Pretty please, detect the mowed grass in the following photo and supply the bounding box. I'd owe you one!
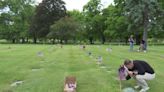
[0,44,163,92]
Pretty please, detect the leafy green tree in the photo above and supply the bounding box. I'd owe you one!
[67,10,86,43]
[0,0,35,43]
[92,14,106,44]
[115,0,162,50]
[83,0,102,44]
[29,0,66,43]
[48,17,79,44]
[103,5,129,43]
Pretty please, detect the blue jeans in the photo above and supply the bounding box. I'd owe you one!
[130,43,133,51]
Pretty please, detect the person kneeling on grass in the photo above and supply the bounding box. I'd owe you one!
[124,59,155,92]
[138,39,146,52]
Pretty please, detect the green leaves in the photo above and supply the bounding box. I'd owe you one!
[0,0,35,42]
[48,17,79,42]
[103,5,129,40]
[119,0,163,49]
[29,0,66,43]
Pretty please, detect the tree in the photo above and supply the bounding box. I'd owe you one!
[103,5,129,43]
[115,0,162,50]
[0,0,35,43]
[67,10,86,43]
[92,14,106,44]
[158,0,164,9]
[29,0,66,43]
[0,13,12,40]
[83,0,102,44]
[48,17,79,44]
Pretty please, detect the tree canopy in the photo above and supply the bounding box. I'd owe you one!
[0,0,163,45]
[29,0,66,43]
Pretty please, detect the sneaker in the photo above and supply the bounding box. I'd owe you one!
[134,85,140,89]
[139,87,150,92]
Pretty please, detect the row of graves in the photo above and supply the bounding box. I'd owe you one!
[9,44,136,92]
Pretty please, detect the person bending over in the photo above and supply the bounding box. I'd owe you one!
[124,59,155,92]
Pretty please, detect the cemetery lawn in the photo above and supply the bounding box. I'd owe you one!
[0,44,163,92]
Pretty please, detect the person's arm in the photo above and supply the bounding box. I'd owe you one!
[127,71,133,76]
[128,38,130,42]
[125,71,133,80]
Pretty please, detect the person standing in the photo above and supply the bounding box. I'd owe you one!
[128,35,134,51]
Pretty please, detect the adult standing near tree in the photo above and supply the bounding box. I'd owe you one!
[128,35,134,51]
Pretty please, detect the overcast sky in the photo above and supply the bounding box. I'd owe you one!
[36,0,114,11]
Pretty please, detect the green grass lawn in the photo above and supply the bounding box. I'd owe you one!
[0,44,163,92]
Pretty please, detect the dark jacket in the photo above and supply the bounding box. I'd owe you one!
[126,60,155,80]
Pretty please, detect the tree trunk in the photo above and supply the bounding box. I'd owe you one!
[73,38,76,44]
[60,39,63,44]
[143,28,148,50]
[33,37,37,44]
[101,34,106,44]
[143,5,149,50]
[135,32,140,45]
[26,38,29,43]
[12,39,16,43]
[89,37,94,44]
[65,39,68,44]
[43,38,47,44]
[22,38,25,43]
[52,39,55,44]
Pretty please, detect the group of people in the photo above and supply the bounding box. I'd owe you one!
[80,41,155,92]
[128,35,146,52]
[121,36,155,92]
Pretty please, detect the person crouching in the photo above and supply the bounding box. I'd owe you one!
[123,59,155,92]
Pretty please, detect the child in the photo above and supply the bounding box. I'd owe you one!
[138,40,145,52]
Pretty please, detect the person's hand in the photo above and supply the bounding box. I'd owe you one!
[128,71,134,77]
[133,71,138,75]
